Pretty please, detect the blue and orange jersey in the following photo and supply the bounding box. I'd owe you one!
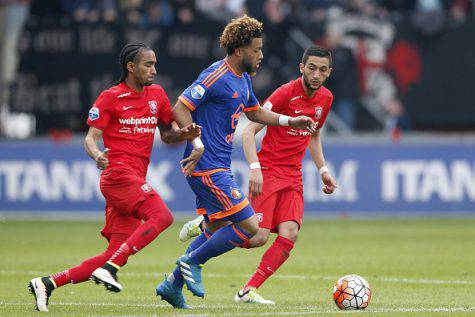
[179,59,260,172]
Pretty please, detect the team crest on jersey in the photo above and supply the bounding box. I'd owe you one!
[315,106,323,120]
[141,183,152,193]
[256,213,263,223]
[230,188,242,199]
[191,84,205,99]
[148,100,158,114]
[88,106,100,121]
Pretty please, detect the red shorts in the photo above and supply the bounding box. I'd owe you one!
[250,173,304,233]
[99,167,157,239]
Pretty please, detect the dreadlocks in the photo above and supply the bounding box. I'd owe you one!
[113,42,150,86]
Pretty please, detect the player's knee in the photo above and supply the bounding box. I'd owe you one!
[161,209,174,228]
[278,222,299,242]
[251,231,269,247]
[150,208,174,231]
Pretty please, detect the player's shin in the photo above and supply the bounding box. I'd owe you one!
[244,235,294,291]
[188,224,251,265]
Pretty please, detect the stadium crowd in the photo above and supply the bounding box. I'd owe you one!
[1,0,474,137]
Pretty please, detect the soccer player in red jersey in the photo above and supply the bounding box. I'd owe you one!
[234,45,338,304]
[28,42,201,312]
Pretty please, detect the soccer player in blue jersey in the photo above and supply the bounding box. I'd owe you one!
[155,15,316,308]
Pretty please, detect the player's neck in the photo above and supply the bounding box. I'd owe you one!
[124,78,144,93]
[224,56,244,76]
[300,77,317,98]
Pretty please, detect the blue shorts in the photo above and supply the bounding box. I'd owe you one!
[187,169,254,223]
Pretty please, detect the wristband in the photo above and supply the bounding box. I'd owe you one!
[191,138,204,149]
[249,162,261,169]
[319,165,329,176]
[278,115,290,126]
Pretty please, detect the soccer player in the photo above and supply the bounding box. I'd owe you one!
[155,16,316,308]
[180,45,338,304]
[28,42,201,312]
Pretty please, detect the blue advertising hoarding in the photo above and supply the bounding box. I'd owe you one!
[0,141,474,214]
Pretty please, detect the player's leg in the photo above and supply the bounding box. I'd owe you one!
[92,194,173,292]
[28,233,128,312]
[156,219,228,308]
[236,186,303,304]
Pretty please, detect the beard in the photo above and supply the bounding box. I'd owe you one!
[303,75,320,91]
[242,59,255,74]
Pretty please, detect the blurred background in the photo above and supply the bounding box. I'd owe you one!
[0,0,474,216]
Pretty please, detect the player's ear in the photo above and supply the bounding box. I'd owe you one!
[126,61,135,74]
[299,62,304,74]
[234,47,243,58]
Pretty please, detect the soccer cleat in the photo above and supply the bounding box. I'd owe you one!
[179,215,204,242]
[91,265,123,293]
[234,288,275,305]
[176,254,205,297]
[28,277,53,312]
[155,277,191,309]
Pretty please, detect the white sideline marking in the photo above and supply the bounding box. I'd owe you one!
[1,301,473,315]
[4,270,474,286]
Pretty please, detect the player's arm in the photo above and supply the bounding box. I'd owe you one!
[242,121,266,196]
[308,129,337,194]
[158,121,201,144]
[173,100,205,177]
[245,107,317,133]
[84,127,110,170]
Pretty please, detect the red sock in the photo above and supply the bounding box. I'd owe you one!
[49,234,127,287]
[244,235,294,291]
[108,195,173,267]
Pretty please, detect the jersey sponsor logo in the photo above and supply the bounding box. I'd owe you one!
[286,128,312,137]
[232,91,239,98]
[88,106,100,121]
[123,106,133,110]
[230,188,242,199]
[117,92,132,98]
[262,101,273,110]
[191,84,205,99]
[141,183,152,193]
[118,116,158,125]
[294,109,303,114]
[148,100,158,114]
[291,95,303,101]
[315,106,323,119]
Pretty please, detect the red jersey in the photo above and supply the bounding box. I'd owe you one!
[257,78,333,180]
[87,82,174,177]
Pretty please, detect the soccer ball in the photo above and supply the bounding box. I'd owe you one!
[333,274,371,310]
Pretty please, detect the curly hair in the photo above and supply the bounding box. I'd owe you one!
[219,15,263,55]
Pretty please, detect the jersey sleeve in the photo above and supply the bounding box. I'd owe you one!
[243,74,260,112]
[157,87,174,126]
[177,69,217,111]
[86,91,114,131]
[317,92,334,128]
[261,85,289,114]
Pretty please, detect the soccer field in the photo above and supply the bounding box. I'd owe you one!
[0,218,474,316]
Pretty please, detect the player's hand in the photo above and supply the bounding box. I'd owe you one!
[248,168,263,197]
[289,115,317,133]
[321,171,338,194]
[180,147,204,177]
[180,123,202,141]
[95,148,110,170]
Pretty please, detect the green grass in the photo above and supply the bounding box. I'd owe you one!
[0,218,474,316]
